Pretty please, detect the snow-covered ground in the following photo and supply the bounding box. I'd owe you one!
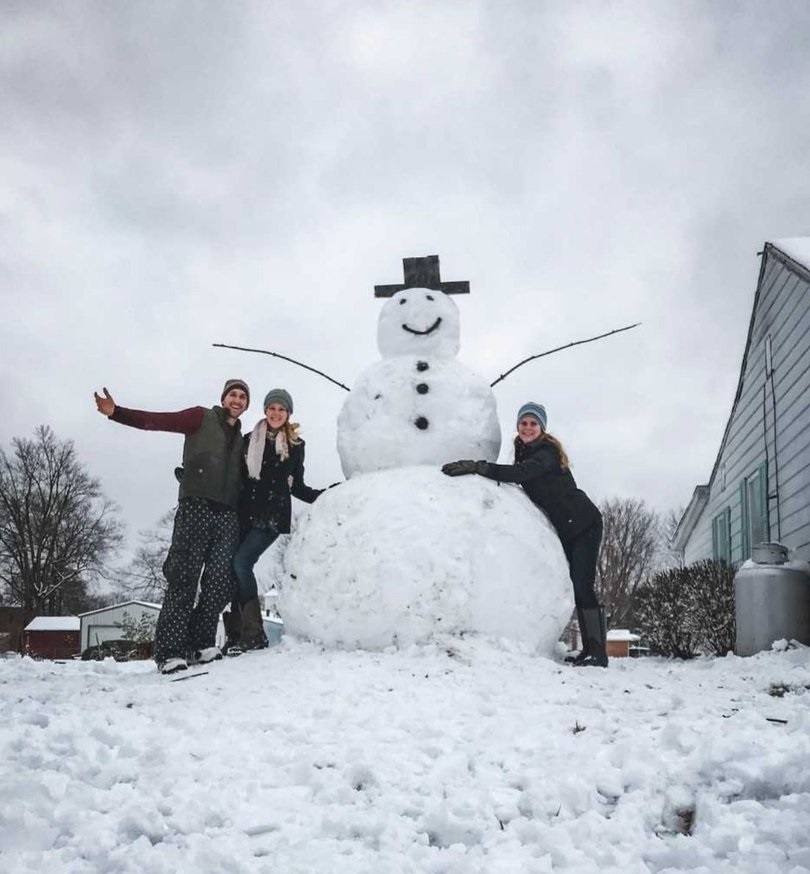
[1,640,809,874]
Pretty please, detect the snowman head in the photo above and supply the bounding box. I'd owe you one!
[377,288,461,358]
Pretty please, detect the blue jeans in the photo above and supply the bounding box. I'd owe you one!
[232,527,279,606]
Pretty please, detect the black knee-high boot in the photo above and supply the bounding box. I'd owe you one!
[222,604,242,655]
[565,607,590,664]
[573,606,608,668]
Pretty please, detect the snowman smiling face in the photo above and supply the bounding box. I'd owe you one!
[377,288,461,359]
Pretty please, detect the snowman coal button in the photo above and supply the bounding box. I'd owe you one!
[416,361,429,372]
[416,383,429,394]
[415,416,429,430]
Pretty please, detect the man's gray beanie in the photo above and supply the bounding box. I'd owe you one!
[516,402,547,430]
[221,378,250,407]
[263,388,293,414]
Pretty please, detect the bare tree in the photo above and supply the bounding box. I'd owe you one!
[657,507,686,571]
[117,509,175,603]
[0,426,123,613]
[596,497,661,628]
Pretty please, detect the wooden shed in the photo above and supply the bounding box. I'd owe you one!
[24,616,80,659]
[567,624,642,658]
[606,629,642,659]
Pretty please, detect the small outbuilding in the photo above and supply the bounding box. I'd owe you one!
[24,616,81,659]
[606,629,642,659]
[79,601,162,653]
[566,624,643,658]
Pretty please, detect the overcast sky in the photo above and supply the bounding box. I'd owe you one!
[3,0,810,559]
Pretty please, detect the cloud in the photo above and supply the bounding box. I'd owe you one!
[2,0,810,561]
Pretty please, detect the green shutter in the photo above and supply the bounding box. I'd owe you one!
[739,478,749,559]
[725,507,732,562]
[759,463,770,542]
[711,516,719,560]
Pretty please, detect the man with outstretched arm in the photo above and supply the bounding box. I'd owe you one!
[94,379,250,675]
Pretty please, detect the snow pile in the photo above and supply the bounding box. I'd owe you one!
[1,643,809,873]
[280,467,573,652]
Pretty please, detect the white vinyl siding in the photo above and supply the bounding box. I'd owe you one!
[79,601,161,652]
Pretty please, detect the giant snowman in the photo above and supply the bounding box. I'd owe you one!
[279,257,573,654]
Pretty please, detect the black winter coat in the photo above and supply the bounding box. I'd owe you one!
[480,437,601,544]
[238,433,322,533]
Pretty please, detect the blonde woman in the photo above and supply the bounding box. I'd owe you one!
[442,402,607,667]
[227,389,323,652]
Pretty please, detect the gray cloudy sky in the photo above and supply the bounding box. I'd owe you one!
[3,0,810,555]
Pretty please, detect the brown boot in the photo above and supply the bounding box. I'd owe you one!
[240,598,269,651]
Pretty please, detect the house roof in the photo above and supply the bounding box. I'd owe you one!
[25,616,80,632]
[606,630,641,642]
[675,239,810,543]
[772,237,810,272]
[672,485,710,552]
[78,600,162,618]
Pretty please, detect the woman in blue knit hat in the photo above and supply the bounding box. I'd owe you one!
[226,388,324,653]
[442,402,607,667]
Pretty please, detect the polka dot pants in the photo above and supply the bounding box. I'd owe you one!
[154,498,239,663]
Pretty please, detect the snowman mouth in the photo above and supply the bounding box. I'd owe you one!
[402,318,442,336]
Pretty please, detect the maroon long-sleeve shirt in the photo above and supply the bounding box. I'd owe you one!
[110,406,206,434]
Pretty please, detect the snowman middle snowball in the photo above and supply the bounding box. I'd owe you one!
[337,287,502,478]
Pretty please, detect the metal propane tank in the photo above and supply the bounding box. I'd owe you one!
[734,542,810,655]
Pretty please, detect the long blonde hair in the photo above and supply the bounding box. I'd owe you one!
[514,430,570,471]
[281,419,302,446]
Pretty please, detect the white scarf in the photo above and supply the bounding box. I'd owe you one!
[246,419,290,480]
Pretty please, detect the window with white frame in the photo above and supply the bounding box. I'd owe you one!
[740,465,769,557]
[712,508,731,564]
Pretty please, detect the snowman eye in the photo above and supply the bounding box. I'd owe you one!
[426,294,434,301]
[399,298,407,305]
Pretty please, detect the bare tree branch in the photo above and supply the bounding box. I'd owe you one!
[115,509,176,603]
[596,497,661,628]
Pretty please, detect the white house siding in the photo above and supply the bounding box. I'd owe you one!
[683,244,810,564]
[80,602,160,652]
[683,512,713,566]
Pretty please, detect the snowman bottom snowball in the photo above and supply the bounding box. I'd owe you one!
[279,467,573,653]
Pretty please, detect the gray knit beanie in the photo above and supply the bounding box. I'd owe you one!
[263,388,293,414]
[516,402,547,430]
[221,378,250,408]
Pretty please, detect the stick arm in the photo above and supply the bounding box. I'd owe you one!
[213,343,351,392]
[490,322,640,387]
